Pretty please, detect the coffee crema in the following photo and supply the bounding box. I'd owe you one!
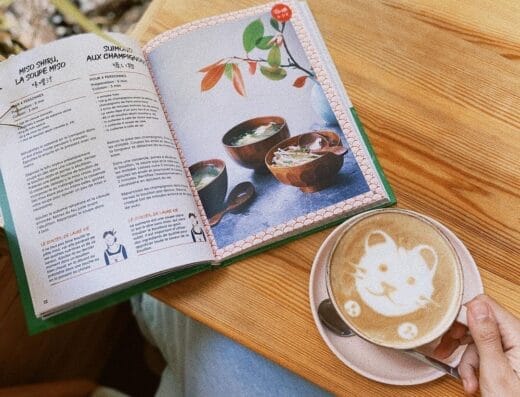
[328,210,463,349]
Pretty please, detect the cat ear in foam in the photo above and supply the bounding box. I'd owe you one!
[413,244,438,274]
[364,230,396,253]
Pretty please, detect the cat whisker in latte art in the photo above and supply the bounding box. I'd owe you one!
[349,269,367,281]
[417,295,440,308]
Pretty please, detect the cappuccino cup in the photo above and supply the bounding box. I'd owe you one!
[326,208,467,350]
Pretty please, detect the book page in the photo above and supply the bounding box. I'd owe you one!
[0,33,213,316]
[143,1,391,259]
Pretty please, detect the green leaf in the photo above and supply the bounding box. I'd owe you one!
[224,63,233,80]
[50,0,125,48]
[260,66,287,81]
[255,36,274,50]
[243,19,264,53]
[267,46,281,67]
[270,18,280,32]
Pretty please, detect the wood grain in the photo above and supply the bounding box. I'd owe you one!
[130,1,520,395]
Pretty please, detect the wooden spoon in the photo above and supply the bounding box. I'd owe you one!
[209,182,255,226]
[298,132,328,151]
[298,132,348,156]
[311,146,348,156]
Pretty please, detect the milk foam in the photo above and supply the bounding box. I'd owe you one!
[398,322,418,340]
[353,230,438,318]
[329,210,463,349]
[344,300,361,317]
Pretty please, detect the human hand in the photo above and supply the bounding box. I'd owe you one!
[435,294,520,396]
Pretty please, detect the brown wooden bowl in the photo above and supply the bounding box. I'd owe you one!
[222,116,290,172]
[189,159,228,217]
[265,131,345,193]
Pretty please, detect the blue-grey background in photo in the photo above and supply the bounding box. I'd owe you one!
[147,12,370,248]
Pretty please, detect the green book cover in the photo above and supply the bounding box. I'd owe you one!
[0,104,394,334]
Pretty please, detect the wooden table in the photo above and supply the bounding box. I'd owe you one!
[131,1,519,395]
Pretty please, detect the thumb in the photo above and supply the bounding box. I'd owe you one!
[467,299,508,368]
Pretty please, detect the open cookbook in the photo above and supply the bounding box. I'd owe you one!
[0,1,395,333]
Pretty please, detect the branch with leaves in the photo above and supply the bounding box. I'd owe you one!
[50,0,125,47]
[199,18,315,96]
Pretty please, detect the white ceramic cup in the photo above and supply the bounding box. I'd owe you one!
[326,208,468,350]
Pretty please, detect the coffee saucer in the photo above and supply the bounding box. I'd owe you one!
[309,213,484,385]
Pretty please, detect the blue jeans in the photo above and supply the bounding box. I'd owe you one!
[132,294,330,397]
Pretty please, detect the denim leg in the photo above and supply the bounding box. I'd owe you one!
[131,294,330,397]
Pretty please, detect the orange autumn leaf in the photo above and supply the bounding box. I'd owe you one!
[248,61,257,75]
[198,58,224,73]
[293,75,308,88]
[232,64,246,96]
[201,64,226,91]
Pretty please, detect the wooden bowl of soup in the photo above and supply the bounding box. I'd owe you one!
[189,159,228,217]
[265,131,345,192]
[222,116,290,172]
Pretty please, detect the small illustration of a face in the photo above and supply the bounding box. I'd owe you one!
[104,233,116,247]
[189,213,206,242]
[190,215,199,226]
[353,230,438,317]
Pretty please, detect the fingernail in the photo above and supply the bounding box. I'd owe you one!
[469,301,489,320]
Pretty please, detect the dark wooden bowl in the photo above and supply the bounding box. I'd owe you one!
[265,131,345,192]
[189,159,228,217]
[222,116,290,172]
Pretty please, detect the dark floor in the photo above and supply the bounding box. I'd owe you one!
[99,304,161,397]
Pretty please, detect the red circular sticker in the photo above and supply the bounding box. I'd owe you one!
[271,3,292,22]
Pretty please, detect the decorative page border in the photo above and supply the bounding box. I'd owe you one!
[143,1,386,261]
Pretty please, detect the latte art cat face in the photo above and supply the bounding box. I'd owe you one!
[354,230,438,317]
[329,210,463,349]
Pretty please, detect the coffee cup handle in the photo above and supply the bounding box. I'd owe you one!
[456,305,468,327]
